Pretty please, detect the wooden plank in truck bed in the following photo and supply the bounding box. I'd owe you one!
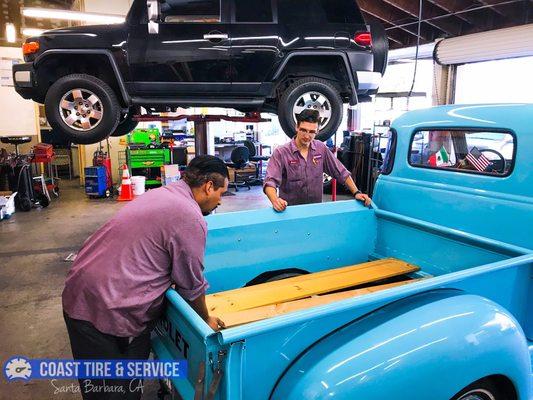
[206,258,419,314]
[220,279,423,327]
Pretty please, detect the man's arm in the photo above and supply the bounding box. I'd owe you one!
[168,222,225,331]
[263,149,288,212]
[187,294,225,331]
[343,175,371,206]
[264,186,287,212]
[323,147,371,206]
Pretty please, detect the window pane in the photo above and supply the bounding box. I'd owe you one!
[235,0,272,22]
[162,0,220,23]
[409,130,515,176]
[381,129,396,175]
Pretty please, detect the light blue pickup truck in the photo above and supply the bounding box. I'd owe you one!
[153,104,532,400]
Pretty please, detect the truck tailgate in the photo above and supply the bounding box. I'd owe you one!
[152,290,215,399]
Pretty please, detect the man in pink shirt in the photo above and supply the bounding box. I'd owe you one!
[62,155,228,399]
[264,110,371,211]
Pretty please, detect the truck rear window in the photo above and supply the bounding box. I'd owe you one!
[409,130,515,177]
[278,0,365,24]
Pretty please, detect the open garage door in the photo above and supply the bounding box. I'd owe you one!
[434,24,533,65]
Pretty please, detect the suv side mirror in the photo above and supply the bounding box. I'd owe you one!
[146,0,160,34]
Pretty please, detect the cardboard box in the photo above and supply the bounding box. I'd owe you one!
[161,165,181,186]
[227,163,256,182]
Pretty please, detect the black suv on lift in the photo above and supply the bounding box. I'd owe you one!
[13,0,388,144]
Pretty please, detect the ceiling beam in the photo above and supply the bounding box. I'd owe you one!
[381,0,463,36]
[425,0,475,23]
[474,0,509,16]
[362,13,405,45]
[426,0,503,30]
[358,0,436,42]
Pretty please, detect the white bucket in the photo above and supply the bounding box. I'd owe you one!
[131,176,146,196]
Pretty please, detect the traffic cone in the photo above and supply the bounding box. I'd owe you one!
[117,165,134,201]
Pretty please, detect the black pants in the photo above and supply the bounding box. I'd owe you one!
[63,312,152,400]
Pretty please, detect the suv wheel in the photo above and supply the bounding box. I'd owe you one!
[278,77,343,142]
[111,107,140,137]
[45,74,120,144]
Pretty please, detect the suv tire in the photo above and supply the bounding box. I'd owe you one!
[278,77,343,142]
[111,107,140,137]
[45,74,120,144]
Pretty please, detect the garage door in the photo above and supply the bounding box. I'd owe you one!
[434,23,533,65]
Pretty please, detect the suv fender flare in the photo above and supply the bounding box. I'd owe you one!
[34,49,130,105]
[272,51,358,105]
[270,290,530,400]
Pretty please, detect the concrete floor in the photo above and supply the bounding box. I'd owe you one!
[0,179,346,399]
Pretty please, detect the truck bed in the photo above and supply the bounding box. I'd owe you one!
[153,201,532,400]
[207,258,423,327]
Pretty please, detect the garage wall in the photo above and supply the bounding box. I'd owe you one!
[78,0,131,184]
[0,46,38,139]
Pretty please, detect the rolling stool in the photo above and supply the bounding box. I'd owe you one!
[226,146,251,191]
[243,140,270,185]
[1,136,32,156]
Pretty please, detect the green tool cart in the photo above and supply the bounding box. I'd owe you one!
[126,129,171,188]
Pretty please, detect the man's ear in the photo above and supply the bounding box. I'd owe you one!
[205,180,214,194]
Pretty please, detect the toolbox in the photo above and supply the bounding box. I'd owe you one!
[84,166,107,197]
[126,129,171,188]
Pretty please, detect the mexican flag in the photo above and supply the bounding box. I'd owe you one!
[428,146,450,167]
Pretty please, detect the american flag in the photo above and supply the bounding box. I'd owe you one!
[465,147,492,172]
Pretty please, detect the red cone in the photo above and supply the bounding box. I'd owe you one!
[117,165,134,201]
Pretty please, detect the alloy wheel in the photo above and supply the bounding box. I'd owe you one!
[292,91,332,130]
[59,88,104,131]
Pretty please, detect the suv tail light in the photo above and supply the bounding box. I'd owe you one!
[23,41,40,55]
[354,32,372,47]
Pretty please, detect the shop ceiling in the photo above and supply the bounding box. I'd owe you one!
[361,0,532,48]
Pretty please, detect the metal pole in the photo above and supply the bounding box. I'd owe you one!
[347,104,361,132]
[194,119,208,156]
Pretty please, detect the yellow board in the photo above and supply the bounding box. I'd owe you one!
[206,258,419,314]
[220,279,422,327]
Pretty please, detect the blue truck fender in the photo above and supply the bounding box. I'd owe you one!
[270,290,531,400]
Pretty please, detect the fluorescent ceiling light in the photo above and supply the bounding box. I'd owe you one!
[6,23,16,43]
[22,8,125,24]
[23,28,45,37]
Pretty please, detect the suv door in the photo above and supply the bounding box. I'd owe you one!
[229,0,279,96]
[127,0,232,96]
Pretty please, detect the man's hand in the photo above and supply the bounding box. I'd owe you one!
[206,316,226,331]
[355,192,371,207]
[271,197,288,212]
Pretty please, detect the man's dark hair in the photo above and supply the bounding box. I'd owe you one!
[182,155,229,189]
[296,109,321,126]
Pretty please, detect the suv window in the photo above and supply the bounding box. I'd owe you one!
[161,0,220,23]
[409,130,515,177]
[235,0,273,23]
[278,0,364,24]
